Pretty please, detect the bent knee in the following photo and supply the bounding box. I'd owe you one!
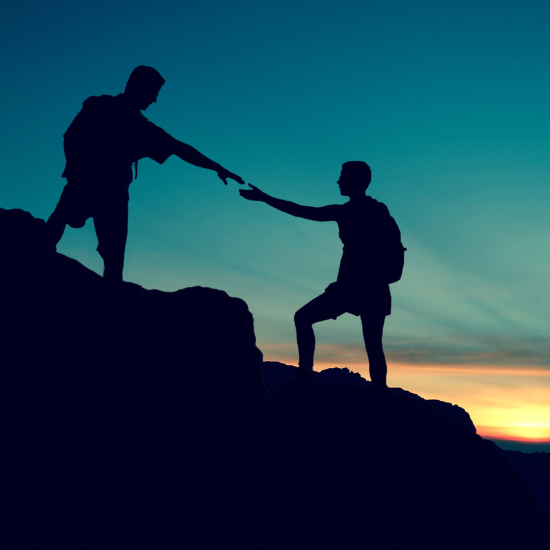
[294,308,309,327]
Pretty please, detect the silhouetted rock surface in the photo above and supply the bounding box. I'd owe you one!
[270,381,549,548]
[263,361,477,433]
[1,207,269,549]
[1,207,549,548]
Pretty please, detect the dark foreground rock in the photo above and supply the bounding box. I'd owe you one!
[1,208,268,549]
[270,382,549,549]
[265,362,550,528]
[1,207,549,549]
[263,361,477,433]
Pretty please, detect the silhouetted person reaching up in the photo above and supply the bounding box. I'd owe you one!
[240,162,405,388]
[46,66,244,283]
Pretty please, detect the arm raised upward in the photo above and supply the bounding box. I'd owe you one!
[239,184,340,222]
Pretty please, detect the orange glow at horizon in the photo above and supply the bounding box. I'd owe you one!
[320,361,550,443]
[263,345,550,443]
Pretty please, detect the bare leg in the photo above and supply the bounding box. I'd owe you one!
[294,293,346,370]
[360,314,387,387]
[45,206,67,249]
[101,259,124,284]
[93,190,129,284]
[45,182,89,249]
[294,315,315,370]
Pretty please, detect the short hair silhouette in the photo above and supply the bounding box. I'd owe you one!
[340,161,371,191]
[125,66,166,93]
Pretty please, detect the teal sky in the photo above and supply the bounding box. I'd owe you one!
[1,0,550,380]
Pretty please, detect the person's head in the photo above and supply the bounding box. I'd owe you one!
[124,66,165,110]
[337,161,371,196]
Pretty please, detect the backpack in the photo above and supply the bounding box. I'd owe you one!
[337,198,406,285]
[380,213,406,284]
[62,95,138,180]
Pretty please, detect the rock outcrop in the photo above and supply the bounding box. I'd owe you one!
[263,361,477,433]
[1,208,269,549]
[1,207,548,549]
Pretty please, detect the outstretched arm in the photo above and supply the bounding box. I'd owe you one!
[172,140,244,185]
[239,184,340,222]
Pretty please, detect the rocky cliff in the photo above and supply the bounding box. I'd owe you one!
[1,207,548,549]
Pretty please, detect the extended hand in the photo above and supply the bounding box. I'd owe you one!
[217,167,245,186]
[239,183,267,202]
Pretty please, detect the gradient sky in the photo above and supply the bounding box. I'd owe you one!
[1,0,549,449]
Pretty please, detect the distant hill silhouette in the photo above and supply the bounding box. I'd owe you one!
[488,441,550,525]
[1,206,549,548]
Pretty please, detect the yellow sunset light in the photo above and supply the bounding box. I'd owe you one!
[309,359,550,444]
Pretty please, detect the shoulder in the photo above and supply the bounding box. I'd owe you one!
[138,116,176,144]
[366,196,390,216]
[82,94,116,110]
[137,112,156,127]
[138,115,172,136]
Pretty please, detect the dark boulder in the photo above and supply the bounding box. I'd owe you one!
[0,207,269,549]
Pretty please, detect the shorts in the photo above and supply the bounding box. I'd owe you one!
[322,280,391,318]
[54,177,130,264]
[56,178,129,229]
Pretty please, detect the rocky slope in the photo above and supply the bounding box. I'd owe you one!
[263,361,477,433]
[1,207,548,549]
[264,361,550,526]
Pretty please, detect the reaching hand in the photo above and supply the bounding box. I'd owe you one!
[239,183,267,202]
[217,167,245,186]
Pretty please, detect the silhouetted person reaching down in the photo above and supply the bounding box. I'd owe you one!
[46,66,244,283]
[240,162,405,388]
